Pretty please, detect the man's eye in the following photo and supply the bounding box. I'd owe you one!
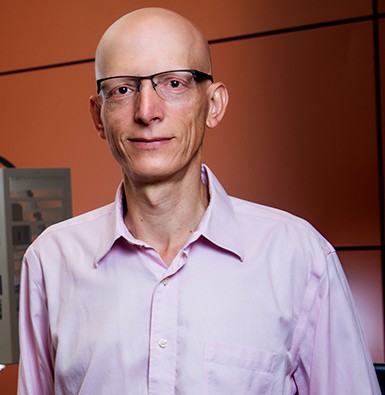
[113,86,130,95]
[169,80,181,88]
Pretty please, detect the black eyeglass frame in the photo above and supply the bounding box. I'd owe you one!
[96,69,213,94]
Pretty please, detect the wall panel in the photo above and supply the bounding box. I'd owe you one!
[204,22,380,247]
[0,364,17,394]
[379,0,385,13]
[0,0,258,72]
[0,0,371,73]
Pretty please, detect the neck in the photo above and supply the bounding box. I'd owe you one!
[123,164,209,265]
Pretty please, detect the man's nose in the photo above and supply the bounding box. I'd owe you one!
[134,80,163,125]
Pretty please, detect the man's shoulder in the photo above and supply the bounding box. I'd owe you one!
[34,202,115,242]
[228,196,333,252]
[229,195,305,224]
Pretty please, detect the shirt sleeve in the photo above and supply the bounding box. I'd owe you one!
[293,250,381,394]
[17,248,54,395]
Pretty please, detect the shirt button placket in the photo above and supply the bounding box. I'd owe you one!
[148,274,179,395]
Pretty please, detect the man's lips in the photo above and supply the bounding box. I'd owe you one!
[127,137,173,149]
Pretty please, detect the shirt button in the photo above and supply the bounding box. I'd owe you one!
[161,278,169,286]
[158,339,168,348]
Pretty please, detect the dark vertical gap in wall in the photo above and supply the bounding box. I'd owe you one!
[372,0,385,360]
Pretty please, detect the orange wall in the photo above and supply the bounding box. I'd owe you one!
[1,0,384,393]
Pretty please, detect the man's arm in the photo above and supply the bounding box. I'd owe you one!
[18,250,54,395]
[294,251,381,394]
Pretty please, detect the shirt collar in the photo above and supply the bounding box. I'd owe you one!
[95,164,244,264]
[198,165,244,261]
[94,183,135,265]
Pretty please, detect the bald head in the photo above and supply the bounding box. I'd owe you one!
[95,8,212,80]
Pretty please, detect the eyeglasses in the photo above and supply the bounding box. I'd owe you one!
[96,69,213,102]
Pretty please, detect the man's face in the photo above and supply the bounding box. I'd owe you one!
[98,72,211,185]
[94,26,213,185]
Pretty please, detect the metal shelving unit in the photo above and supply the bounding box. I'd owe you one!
[0,168,72,364]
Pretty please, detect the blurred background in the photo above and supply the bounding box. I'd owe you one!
[0,0,384,392]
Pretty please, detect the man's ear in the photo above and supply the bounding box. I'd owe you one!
[89,95,106,139]
[206,82,229,129]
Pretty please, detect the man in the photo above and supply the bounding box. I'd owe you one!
[18,7,380,395]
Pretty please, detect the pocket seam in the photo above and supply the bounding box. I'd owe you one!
[204,342,278,373]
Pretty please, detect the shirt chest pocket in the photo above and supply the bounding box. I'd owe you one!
[204,342,278,395]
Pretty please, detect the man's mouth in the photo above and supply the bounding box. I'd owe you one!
[128,137,173,149]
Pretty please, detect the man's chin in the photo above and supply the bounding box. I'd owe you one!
[124,166,175,186]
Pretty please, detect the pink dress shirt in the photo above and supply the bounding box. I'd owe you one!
[18,165,381,394]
